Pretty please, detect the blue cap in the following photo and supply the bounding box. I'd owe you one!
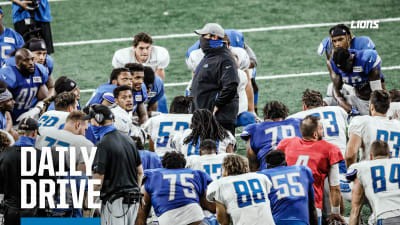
[0,8,3,15]
[102,92,115,104]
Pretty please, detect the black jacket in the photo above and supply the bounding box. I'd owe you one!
[191,45,239,123]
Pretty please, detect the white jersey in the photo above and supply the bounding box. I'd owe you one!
[186,46,250,72]
[186,153,230,180]
[111,105,134,136]
[388,102,400,120]
[143,113,193,157]
[112,46,170,71]
[349,158,400,223]
[349,116,400,160]
[289,106,348,154]
[237,69,248,115]
[36,128,94,166]
[172,129,236,158]
[38,110,69,134]
[207,173,275,225]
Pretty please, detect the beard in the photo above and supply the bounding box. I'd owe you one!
[19,65,34,77]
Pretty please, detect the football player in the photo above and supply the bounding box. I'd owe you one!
[113,32,169,113]
[135,151,215,225]
[206,154,275,225]
[172,109,236,157]
[347,140,400,225]
[4,38,55,95]
[241,101,302,171]
[0,48,49,123]
[259,150,318,225]
[277,115,344,224]
[131,135,162,171]
[346,90,400,167]
[144,95,193,157]
[141,66,165,116]
[186,139,230,181]
[0,84,15,136]
[38,92,77,133]
[87,67,132,105]
[387,89,400,120]
[330,47,383,115]
[45,76,81,111]
[110,85,135,136]
[0,7,24,66]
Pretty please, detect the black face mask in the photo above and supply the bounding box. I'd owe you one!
[199,37,211,50]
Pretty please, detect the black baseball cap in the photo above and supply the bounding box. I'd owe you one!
[55,77,77,94]
[83,104,114,121]
[18,118,39,131]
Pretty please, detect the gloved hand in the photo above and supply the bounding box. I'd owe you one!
[347,106,360,122]
[16,107,41,122]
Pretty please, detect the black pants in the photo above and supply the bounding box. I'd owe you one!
[218,121,236,136]
[14,20,54,54]
[4,206,37,225]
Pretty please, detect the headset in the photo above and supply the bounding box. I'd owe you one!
[89,104,114,124]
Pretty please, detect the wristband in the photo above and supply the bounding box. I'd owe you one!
[331,206,340,214]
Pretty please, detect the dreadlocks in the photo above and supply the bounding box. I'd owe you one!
[184,109,229,146]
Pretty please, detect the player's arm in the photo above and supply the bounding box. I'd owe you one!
[37,84,50,101]
[328,60,352,113]
[5,111,18,141]
[149,138,155,152]
[135,189,152,225]
[137,164,143,187]
[9,0,32,10]
[93,173,104,192]
[215,201,230,225]
[345,133,362,168]
[244,70,255,114]
[328,163,345,223]
[349,178,365,225]
[200,193,216,213]
[136,102,148,125]
[246,139,259,172]
[367,67,383,91]
[46,76,55,96]
[155,68,165,81]
[147,102,158,117]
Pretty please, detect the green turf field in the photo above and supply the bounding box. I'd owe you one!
[2,0,399,222]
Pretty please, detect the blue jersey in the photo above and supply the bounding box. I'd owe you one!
[259,165,314,225]
[4,55,54,76]
[133,84,148,112]
[87,83,117,105]
[146,76,164,105]
[241,118,302,170]
[0,64,48,123]
[144,168,212,217]
[0,28,24,66]
[186,29,245,58]
[139,150,162,170]
[331,49,382,88]
[318,36,375,56]
[0,112,6,130]
[12,0,52,23]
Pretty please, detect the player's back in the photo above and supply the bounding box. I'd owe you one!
[207,172,275,225]
[349,115,400,159]
[241,118,302,169]
[259,165,314,225]
[144,113,192,157]
[186,153,229,180]
[144,168,211,218]
[289,106,348,154]
[38,110,69,133]
[36,127,94,149]
[174,129,236,157]
[139,150,162,170]
[277,137,343,209]
[350,158,400,223]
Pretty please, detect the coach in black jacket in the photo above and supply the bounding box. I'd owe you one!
[192,23,239,135]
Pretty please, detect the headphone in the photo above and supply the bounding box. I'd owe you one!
[89,104,114,124]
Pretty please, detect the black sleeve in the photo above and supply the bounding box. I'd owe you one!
[92,142,108,174]
[214,58,239,108]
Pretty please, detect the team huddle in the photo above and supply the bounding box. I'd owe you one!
[0,10,400,225]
